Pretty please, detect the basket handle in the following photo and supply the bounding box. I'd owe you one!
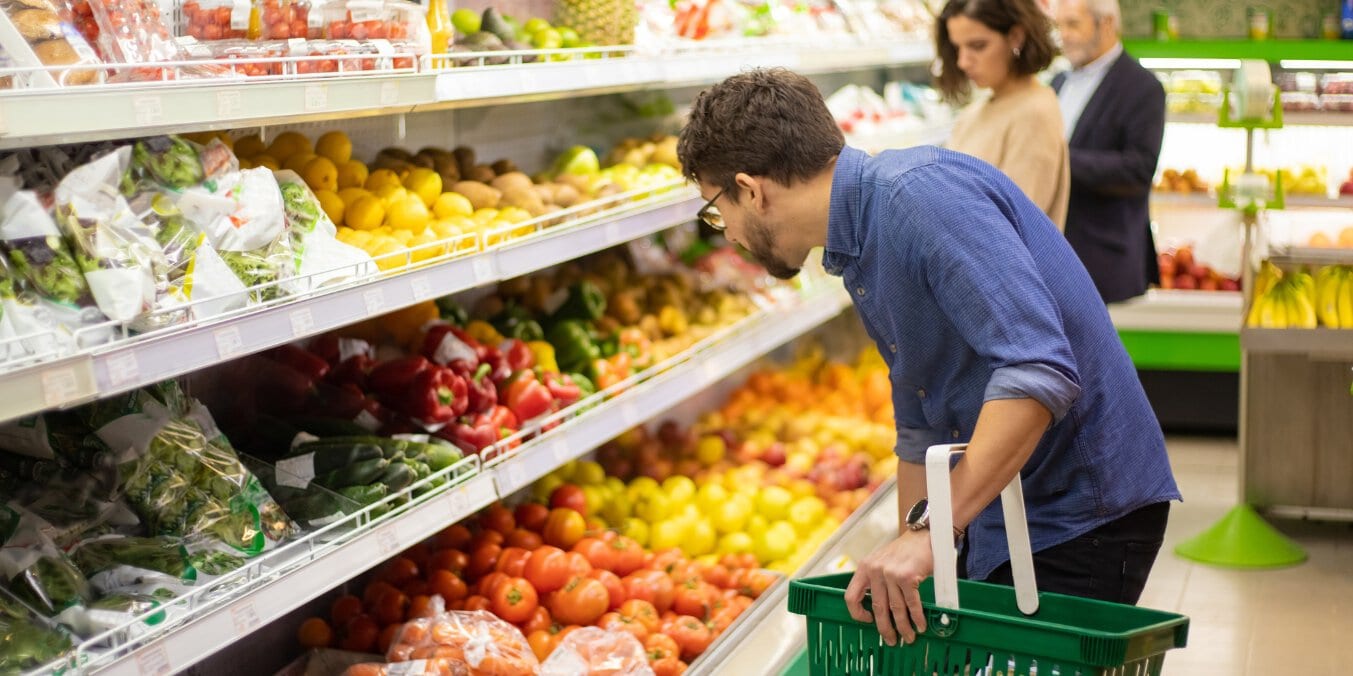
[925,443,1039,616]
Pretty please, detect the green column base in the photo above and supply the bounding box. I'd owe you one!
[1175,504,1306,569]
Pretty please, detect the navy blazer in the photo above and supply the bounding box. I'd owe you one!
[1052,52,1165,303]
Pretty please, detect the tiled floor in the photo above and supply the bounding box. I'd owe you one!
[1148,436,1353,675]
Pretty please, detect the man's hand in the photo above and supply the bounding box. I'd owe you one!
[843,529,934,646]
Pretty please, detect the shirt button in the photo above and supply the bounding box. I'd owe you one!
[917,388,926,399]
[951,429,961,439]
[855,286,866,296]
[889,343,897,353]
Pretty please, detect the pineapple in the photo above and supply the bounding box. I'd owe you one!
[553,0,637,46]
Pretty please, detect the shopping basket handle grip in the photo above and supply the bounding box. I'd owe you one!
[925,443,1039,616]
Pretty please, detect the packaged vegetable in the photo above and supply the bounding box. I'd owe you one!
[0,252,62,367]
[4,468,136,549]
[173,165,293,303]
[84,0,230,81]
[0,587,73,673]
[68,535,195,596]
[273,170,376,294]
[540,627,654,676]
[178,0,253,40]
[0,504,92,618]
[341,660,470,675]
[0,191,109,344]
[386,610,539,673]
[64,591,164,639]
[259,0,319,39]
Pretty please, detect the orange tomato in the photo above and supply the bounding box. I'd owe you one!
[699,563,731,590]
[463,595,492,612]
[429,548,469,574]
[543,508,586,549]
[598,611,649,641]
[523,546,572,594]
[406,594,437,620]
[363,581,398,607]
[547,576,609,626]
[479,503,516,534]
[572,537,615,571]
[587,569,625,611]
[490,577,539,624]
[297,617,332,648]
[521,606,552,635]
[470,529,505,549]
[651,657,688,676]
[644,633,679,661]
[330,594,363,626]
[377,623,399,654]
[379,557,420,586]
[620,599,660,633]
[527,628,556,662]
[515,502,550,532]
[434,524,472,550]
[428,569,468,602]
[622,570,675,614]
[610,536,645,577]
[477,571,509,597]
[373,589,409,626]
[341,614,379,652]
[668,614,713,660]
[467,543,502,578]
[495,546,532,577]
[505,528,544,550]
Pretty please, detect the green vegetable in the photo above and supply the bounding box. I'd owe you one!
[219,249,281,301]
[69,537,193,582]
[3,235,92,308]
[315,457,389,490]
[131,136,205,189]
[7,556,91,617]
[424,445,463,472]
[552,281,606,322]
[185,549,244,577]
[548,320,602,374]
[491,302,545,342]
[436,298,469,326]
[279,181,323,233]
[337,484,388,506]
[0,592,72,673]
[379,463,416,492]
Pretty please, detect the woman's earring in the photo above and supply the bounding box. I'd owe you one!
[1013,45,1022,57]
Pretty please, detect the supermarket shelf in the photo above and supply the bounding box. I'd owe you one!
[1109,289,1243,333]
[1167,111,1353,127]
[1241,327,1353,357]
[88,282,852,676]
[848,121,953,154]
[0,40,934,147]
[1125,39,1353,63]
[1268,246,1353,267]
[1151,192,1353,209]
[689,477,899,676]
[0,189,702,426]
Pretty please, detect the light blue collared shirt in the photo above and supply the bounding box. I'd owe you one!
[1057,42,1123,139]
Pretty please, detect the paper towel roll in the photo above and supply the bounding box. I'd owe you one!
[1234,59,1274,120]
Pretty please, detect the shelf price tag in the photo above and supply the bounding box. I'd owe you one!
[216,89,243,118]
[362,288,387,316]
[135,644,172,676]
[104,352,140,389]
[701,359,722,386]
[214,326,244,359]
[620,401,640,427]
[380,81,400,106]
[40,367,79,407]
[472,256,496,284]
[499,462,530,496]
[304,84,329,111]
[550,438,571,465]
[603,222,623,245]
[230,600,261,636]
[375,525,401,556]
[410,277,433,301]
[132,96,163,125]
[289,308,316,337]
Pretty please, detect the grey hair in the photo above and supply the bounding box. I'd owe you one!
[1083,0,1121,26]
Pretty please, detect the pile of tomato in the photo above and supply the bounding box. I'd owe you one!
[298,498,777,675]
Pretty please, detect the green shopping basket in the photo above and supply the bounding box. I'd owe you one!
[788,444,1189,676]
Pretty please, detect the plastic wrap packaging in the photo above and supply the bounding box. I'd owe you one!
[0,586,74,672]
[385,610,540,674]
[321,0,429,54]
[540,627,654,676]
[179,0,253,40]
[83,0,230,81]
[0,250,62,367]
[341,659,470,675]
[259,0,319,39]
[68,534,195,597]
[0,190,110,351]
[274,170,376,294]
[0,504,92,618]
[0,0,104,85]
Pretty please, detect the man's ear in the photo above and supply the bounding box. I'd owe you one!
[734,172,765,213]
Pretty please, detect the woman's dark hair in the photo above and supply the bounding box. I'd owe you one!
[677,68,844,196]
[934,0,1057,104]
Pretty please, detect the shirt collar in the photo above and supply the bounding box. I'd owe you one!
[825,146,868,267]
[1071,41,1122,79]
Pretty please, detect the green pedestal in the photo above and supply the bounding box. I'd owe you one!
[1175,504,1306,568]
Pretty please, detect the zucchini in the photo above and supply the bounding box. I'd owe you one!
[338,484,388,506]
[293,436,414,460]
[286,416,373,438]
[424,445,463,472]
[379,463,416,492]
[314,458,388,489]
[309,443,384,475]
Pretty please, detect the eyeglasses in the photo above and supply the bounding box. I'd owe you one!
[697,189,725,231]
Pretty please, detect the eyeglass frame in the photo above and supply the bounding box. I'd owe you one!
[697,188,725,230]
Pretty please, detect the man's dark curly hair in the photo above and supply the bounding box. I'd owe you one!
[677,68,844,197]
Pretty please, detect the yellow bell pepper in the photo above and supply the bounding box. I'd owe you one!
[528,341,559,373]
[383,300,439,349]
[465,320,505,346]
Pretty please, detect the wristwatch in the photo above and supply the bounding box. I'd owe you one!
[905,498,966,540]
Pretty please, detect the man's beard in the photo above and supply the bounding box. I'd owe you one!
[745,214,801,280]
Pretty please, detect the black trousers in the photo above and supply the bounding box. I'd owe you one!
[962,502,1170,605]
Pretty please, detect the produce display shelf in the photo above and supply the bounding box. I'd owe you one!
[1151,192,1353,210]
[1240,326,1353,357]
[86,282,853,676]
[0,189,702,427]
[0,39,934,148]
[1166,111,1353,127]
[1110,290,1242,372]
[1268,247,1353,267]
[848,121,953,155]
[1124,39,1353,63]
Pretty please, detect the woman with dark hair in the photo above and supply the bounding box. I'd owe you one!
[939,0,1070,230]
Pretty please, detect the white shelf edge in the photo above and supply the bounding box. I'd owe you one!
[86,284,851,676]
[1152,192,1353,210]
[1167,110,1353,127]
[1240,326,1353,357]
[1109,290,1243,333]
[0,191,702,426]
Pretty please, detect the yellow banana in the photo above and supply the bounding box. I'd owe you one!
[1258,290,1281,328]
[1254,260,1282,298]
[1315,266,1342,328]
[1246,290,1268,327]
[1291,270,1316,306]
[1291,283,1318,328]
[1338,269,1353,330]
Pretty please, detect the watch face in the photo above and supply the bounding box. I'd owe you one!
[907,498,929,527]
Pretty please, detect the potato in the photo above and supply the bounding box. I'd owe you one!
[491,159,519,175]
[491,171,534,194]
[469,164,497,183]
[552,184,582,207]
[500,185,546,216]
[452,181,501,210]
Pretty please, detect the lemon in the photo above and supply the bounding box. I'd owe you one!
[283,152,318,174]
[634,491,673,523]
[696,435,726,465]
[374,185,410,207]
[663,476,697,507]
[301,156,338,192]
[431,219,464,240]
[433,192,474,219]
[386,196,431,232]
[337,160,369,189]
[717,532,754,555]
[338,187,371,207]
[621,517,649,547]
[626,476,660,501]
[314,190,344,225]
[409,232,443,262]
[575,461,606,486]
[600,491,631,524]
[754,521,796,564]
[402,168,443,208]
[756,486,793,521]
[582,485,608,516]
[471,208,499,227]
[696,483,728,513]
[365,168,402,191]
[391,229,414,245]
[253,155,281,171]
[234,134,266,158]
[687,520,717,557]
[497,206,532,224]
[649,519,688,552]
[268,131,312,162]
[787,496,826,534]
[316,130,352,164]
[345,195,386,231]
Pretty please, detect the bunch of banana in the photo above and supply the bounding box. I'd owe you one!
[1246,268,1317,329]
[1314,264,1353,329]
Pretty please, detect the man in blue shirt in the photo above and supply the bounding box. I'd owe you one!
[677,68,1179,647]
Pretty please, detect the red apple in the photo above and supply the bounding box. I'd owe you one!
[1175,246,1195,269]
[1159,274,1175,289]
[1175,274,1198,290]
[761,443,787,467]
[1219,278,1240,291]
[1199,277,1219,291]
[1158,252,1177,277]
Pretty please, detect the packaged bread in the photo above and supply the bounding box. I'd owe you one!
[0,0,104,85]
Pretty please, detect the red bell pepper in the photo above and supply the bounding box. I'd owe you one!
[487,404,519,437]
[542,372,583,408]
[502,339,535,372]
[304,381,365,419]
[328,354,375,389]
[267,344,330,381]
[368,356,432,397]
[308,335,372,365]
[505,371,554,423]
[437,417,497,454]
[422,323,480,370]
[401,365,468,425]
[462,362,497,415]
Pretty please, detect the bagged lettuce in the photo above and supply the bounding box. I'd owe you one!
[273,171,376,293]
[0,505,91,618]
[0,588,73,673]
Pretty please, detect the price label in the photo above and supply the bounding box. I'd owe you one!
[519,70,539,91]
[104,352,140,389]
[500,463,530,495]
[289,308,315,337]
[230,600,261,636]
[40,367,79,407]
[410,277,432,301]
[133,96,163,125]
[702,359,722,385]
[375,525,401,556]
[380,81,400,105]
[620,401,640,427]
[444,486,469,515]
[135,644,172,676]
[304,84,329,111]
[362,288,386,316]
[550,438,571,465]
[604,222,623,245]
[471,256,496,284]
[214,326,244,359]
[217,89,243,118]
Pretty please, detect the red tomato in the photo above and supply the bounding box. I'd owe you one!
[435,524,472,550]
[470,529,505,549]
[622,570,675,614]
[738,570,777,599]
[644,633,680,661]
[527,629,556,662]
[362,581,398,607]
[572,537,615,571]
[428,569,468,602]
[521,606,552,635]
[549,484,588,514]
[620,599,660,633]
[495,547,531,577]
[543,508,587,549]
[524,546,572,594]
[610,536,645,576]
[467,543,502,578]
[330,594,363,626]
[477,571,509,597]
[672,579,714,620]
[700,563,731,590]
[406,594,437,620]
[463,595,492,612]
[668,614,713,660]
[340,614,379,652]
[505,528,544,550]
[480,503,516,534]
[587,569,625,610]
[597,611,648,641]
[515,502,550,531]
[379,557,419,586]
[651,658,688,676]
[429,548,469,575]
[648,549,684,575]
[564,551,592,578]
[491,577,539,624]
[547,576,609,626]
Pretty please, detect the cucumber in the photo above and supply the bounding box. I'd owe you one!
[282,493,347,522]
[314,458,389,489]
[294,436,415,460]
[424,445,463,472]
[287,416,374,438]
[379,463,416,492]
[338,484,388,506]
[309,443,384,475]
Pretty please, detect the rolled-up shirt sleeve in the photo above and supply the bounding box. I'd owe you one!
[985,363,1080,421]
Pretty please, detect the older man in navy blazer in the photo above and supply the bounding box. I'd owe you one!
[1053,0,1165,303]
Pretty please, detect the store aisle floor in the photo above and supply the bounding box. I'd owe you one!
[1150,436,1353,675]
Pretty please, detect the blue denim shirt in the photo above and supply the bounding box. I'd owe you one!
[823,145,1180,580]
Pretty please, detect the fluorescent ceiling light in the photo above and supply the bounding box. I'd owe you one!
[1141,58,1243,70]
[1279,60,1353,70]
